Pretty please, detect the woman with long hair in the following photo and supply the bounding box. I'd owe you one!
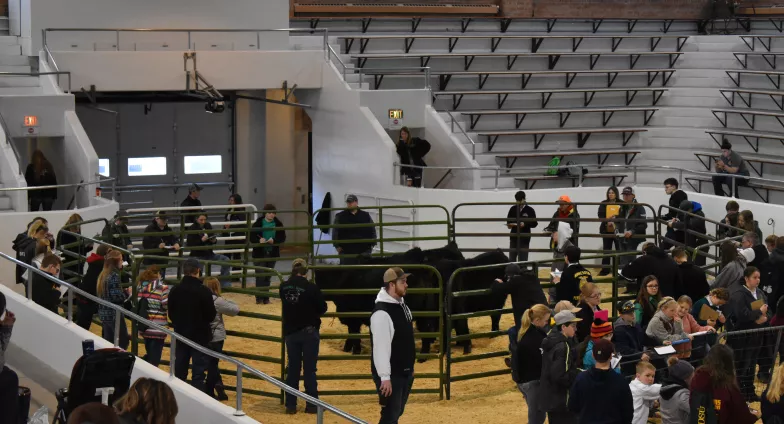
[634,275,660,329]
[738,210,763,243]
[762,363,784,423]
[57,213,92,284]
[24,149,57,211]
[114,377,178,424]
[97,250,129,350]
[204,277,239,401]
[136,266,169,367]
[645,297,691,346]
[713,241,752,289]
[598,186,621,276]
[575,282,602,342]
[514,304,551,424]
[690,344,759,423]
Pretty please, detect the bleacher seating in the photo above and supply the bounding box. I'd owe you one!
[711,107,784,131]
[513,172,628,189]
[496,149,641,169]
[733,51,784,69]
[461,106,657,130]
[706,128,784,153]
[720,87,784,110]
[434,88,667,110]
[694,150,784,177]
[726,69,784,89]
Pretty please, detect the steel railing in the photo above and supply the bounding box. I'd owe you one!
[1,252,366,424]
[0,110,22,174]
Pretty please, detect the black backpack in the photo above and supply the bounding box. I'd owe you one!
[133,296,151,333]
[689,388,718,424]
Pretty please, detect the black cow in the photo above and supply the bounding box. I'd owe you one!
[314,243,463,355]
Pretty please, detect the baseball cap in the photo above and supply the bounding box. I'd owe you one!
[189,183,203,193]
[618,300,635,315]
[184,257,200,269]
[156,210,168,219]
[592,338,614,363]
[553,310,582,326]
[556,195,571,203]
[622,186,634,195]
[115,209,128,222]
[383,267,410,284]
[346,194,358,203]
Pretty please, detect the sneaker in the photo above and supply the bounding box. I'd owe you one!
[504,357,512,368]
[285,408,297,415]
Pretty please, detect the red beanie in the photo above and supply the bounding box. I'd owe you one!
[591,319,613,340]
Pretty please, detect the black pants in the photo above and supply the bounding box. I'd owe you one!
[206,340,225,397]
[660,229,685,251]
[75,302,97,330]
[601,235,620,271]
[174,343,209,393]
[546,407,577,424]
[402,169,422,188]
[712,174,748,197]
[0,366,19,424]
[728,332,762,399]
[509,238,530,263]
[29,197,54,212]
[252,251,277,302]
[372,372,414,424]
[285,327,321,410]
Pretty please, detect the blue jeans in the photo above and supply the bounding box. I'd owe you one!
[518,380,547,424]
[200,253,231,281]
[372,372,414,424]
[143,337,165,367]
[102,320,129,351]
[174,343,210,393]
[285,327,320,410]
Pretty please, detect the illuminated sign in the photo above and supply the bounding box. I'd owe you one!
[23,116,38,127]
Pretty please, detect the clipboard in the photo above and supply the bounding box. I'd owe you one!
[698,304,720,321]
[751,299,764,311]
[606,204,620,218]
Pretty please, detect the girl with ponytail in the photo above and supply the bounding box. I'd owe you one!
[97,250,129,350]
[513,304,551,424]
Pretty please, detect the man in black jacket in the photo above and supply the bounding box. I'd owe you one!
[333,194,376,264]
[281,259,327,414]
[141,211,180,280]
[673,200,708,266]
[396,127,430,188]
[167,258,216,393]
[615,187,648,268]
[506,190,538,262]
[180,183,203,223]
[539,310,581,424]
[727,268,769,399]
[492,263,547,329]
[661,178,688,250]
[621,244,682,298]
[672,248,709,303]
[555,246,593,306]
[30,254,62,314]
[186,213,231,281]
[760,236,784,315]
[101,210,132,251]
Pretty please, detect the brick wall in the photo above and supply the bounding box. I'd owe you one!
[291,0,784,19]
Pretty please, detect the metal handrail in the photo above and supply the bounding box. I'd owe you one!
[443,110,477,159]
[0,176,115,192]
[0,111,21,175]
[1,253,366,423]
[101,181,233,192]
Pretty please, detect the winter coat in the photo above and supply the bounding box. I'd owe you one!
[186,221,218,258]
[101,221,132,249]
[556,263,593,306]
[250,216,287,258]
[491,270,547,328]
[679,262,710,304]
[630,378,662,424]
[332,209,376,254]
[622,246,683,298]
[137,279,169,339]
[545,206,580,245]
[506,203,538,246]
[614,198,648,236]
[396,137,431,174]
[634,294,660,329]
[575,301,599,343]
[141,220,179,266]
[180,196,203,223]
[223,207,247,242]
[98,271,125,323]
[167,275,217,347]
[539,331,579,412]
[568,366,634,424]
[761,388,784,424]
[727,283,768,332]
[515,325,547,384]
[760,247,784,315]
[31,271,61,314]
[12,233,37,284]
[690,367,758,424]
[645,310,689,345]
[0,322,11,369]
[24,163,57,200]
[749,243,770,269]
[612,318,647,371]
[660,377,691,424]
[712,257,747,290]
[672,200,707,249]
[663,189,688,221]
[210,294,239,342]
[718,211,740,239]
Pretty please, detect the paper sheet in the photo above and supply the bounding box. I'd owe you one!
[611,354,622,369]
[690,331,709,337]
[58,284,68,299]
[654,345,676,355]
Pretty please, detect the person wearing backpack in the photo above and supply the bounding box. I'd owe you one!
[689,344,759,424]
[514,304,551,424]
[136,266,169,367]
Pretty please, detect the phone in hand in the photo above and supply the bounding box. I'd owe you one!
[82,339,95,356]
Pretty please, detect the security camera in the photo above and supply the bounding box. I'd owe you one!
[205,99,225,114]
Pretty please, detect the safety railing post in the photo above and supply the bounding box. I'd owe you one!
[611,255,619,316]
[67,289,74,323]
[169,338,176,377]
[114,309,121,346]
[242,210,252,289]
[130,259,141,355]
[234,365,245,416]
[378,208,384,257]
[317,406,325,424]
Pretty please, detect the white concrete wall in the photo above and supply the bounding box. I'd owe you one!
[423,106,480,190]
[63,111,100,208]
[0,96,72,138]
[0,286,260,424]
[0,129,26,211]
[358,89,430,129]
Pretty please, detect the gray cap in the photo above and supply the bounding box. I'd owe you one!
[346,194,358,203]
[553,310,582,326]
[668,359,695,381]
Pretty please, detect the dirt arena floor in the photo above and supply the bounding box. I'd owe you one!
[88,268,769,423]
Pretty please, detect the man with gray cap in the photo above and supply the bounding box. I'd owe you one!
[333,194,376,264]
[539,309,581,424]
[181,183,203,223]
[101,209,132,252]
[370,267,415,424]
[167,258,215,392]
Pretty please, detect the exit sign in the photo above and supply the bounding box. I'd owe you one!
[23,116,38,127]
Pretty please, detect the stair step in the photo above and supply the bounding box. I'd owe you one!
[0,55,28,66]
[0,44,21,55]
[0,197,10,209]
[0,36,18,46]
[0,65,32,73]
[0,86,44,95]
[0,76,39,87]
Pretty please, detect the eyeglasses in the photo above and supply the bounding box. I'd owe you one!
[647,285,659,289]
[589,293,602,299]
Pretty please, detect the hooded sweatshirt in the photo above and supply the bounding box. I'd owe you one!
[539,330,579,412]
[370,288,415,381]
[569,365,634,423]
[646,310,689,345]
[622,245,682,298]
[660,377,691,424]
[630,378,662,424]
[689,368,758,424]
[12,232,37,284]
[712,253,750,290]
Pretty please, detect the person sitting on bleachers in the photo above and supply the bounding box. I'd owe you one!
[114,377,178,424]
[31,253,63,314]
[712,140,750,198]
[141,211,180,281]
[0,292,19,424]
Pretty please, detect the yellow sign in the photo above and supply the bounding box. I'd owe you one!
[23,116,38,127]
[388,109,403,119]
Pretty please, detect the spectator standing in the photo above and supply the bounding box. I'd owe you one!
[634,275,661,329]
[761,363,784,424]
[204,277,239,401]
[712,241,752,289]
[57,213,93,284]
[760,235,784,315]
[491,263,547,329]
[506,190,538,262]
[766,234,777,254]
[613,300,650,376]
[12,220,46,286]
[281,259,327,414]
[101,210,132,252]
[167,258,216,393]
[180,183,203,223]
[545,195,580,245]
[370,267,415,424]
[136,266,169,367]
[673,248,710,302]
[630,361,662,424]
[675,296,714,360]
[97,251,128,349]
[186,213,232,283]
[598,186,621,276]
[549,222,575,305]
[554,246,593,306]
[659,356,695,424]
[30,253,62,314]
[539,310,582,424]
[575,283,602,342]
[581,319,620,373]
[24,149,57,211]
[76,244,111,330]
[513,304,551,424]
[223,194,246,265]
[712,140,750,197]
[622,244,682,298]
[0,293,19,424]
[396,126,430,188]
[690,344,760,424]
[718,200,741,239]
[333,194,376,265]
[569,339,633,424]
[250,204,287,304]
[114,377,178,424]
[742,231,769,268]
[661,178,688,250]
[141,212,180,281]
[646,297,692,346]
[727,266,769,400]
[615,187,648,267]
[672,200,708,266]
[738,209,763,243]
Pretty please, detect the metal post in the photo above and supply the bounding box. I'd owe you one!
[169,338,176,377]
[611,255,619,316]
[317,407,325,424]
[26,277,32,300]
[323,29,329,61]
[113,309,121,346]
[67,289,73,323]
[234,365,246,416]
[115,30,120,51]
[678,169,683,187]
[256,32,261,51]
[378,208,384,257]
[494,168,499,189]
[579,166,585,186]
[188,32,192,50]
[732,176,738,198]
[633,166,638,186]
